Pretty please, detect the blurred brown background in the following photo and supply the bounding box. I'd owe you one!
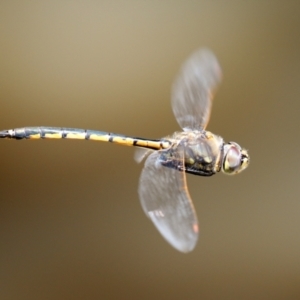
[0,1,299,299]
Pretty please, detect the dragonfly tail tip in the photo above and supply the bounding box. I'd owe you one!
[0,130,10,138]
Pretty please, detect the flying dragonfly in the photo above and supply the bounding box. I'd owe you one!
[0,49,249,253]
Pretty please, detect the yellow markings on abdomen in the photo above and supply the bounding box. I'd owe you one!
[89,134,110,142]
[64,133,86,140]
[44,133,62,139]
[134,140,149,147]
[89,133,165,150]
[28,134,42,139]
[4,127,170,151]
[111,136,135,146]
[134,140,161,150]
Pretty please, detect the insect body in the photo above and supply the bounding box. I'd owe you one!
[0,49,249,252]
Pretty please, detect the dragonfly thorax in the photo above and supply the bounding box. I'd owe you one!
[164,130,224,176]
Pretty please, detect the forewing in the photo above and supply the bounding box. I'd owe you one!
[138,150,198,253]
[171,48,222,131]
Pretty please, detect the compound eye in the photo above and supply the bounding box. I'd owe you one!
[223,145,242,174]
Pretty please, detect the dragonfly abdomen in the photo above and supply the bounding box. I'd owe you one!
[0,126,169,150]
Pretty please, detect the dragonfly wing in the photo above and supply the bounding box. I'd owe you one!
[171,48,222,131]
[134,147,153,163]
[138,150,198,253]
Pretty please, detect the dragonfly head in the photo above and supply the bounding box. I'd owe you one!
[222,142,249,175]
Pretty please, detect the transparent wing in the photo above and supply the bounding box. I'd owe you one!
[138,149,198,253]
[171,48,222,131]
[134,147,153,163]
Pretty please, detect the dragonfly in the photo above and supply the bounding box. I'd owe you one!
[0,49,249,253]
